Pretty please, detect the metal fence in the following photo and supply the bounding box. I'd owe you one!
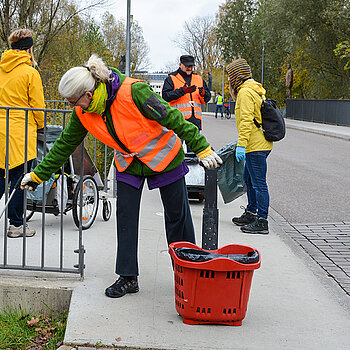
[206,102,235,114]
[0,103,112,278]
[286,99,350,126]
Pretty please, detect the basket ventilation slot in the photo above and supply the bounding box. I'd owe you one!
[223,308,237,314]
[200,270,215,278]
[196,307,211,314]
[226,271,240,279]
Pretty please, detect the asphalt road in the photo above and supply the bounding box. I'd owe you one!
[201,114,350,224]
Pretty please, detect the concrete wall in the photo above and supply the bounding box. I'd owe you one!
[0,278,73,316]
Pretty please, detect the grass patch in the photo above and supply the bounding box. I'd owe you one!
[0,305,68,349]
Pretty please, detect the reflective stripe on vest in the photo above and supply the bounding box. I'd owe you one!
[75,77,181,172]
[169,73,204,121]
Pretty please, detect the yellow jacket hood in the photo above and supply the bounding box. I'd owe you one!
[237,78,266,97]
[0,49,31,73]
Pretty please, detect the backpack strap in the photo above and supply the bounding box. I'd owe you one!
[253,95,264,129]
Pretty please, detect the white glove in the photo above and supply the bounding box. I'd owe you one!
[201,152,223,169]
[20,173,38,192]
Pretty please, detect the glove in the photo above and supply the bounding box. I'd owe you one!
[197,146,223,169]
[199,87,205,97]
[182,85,196,94]
[235,146,246,162]
[20,172,40,192]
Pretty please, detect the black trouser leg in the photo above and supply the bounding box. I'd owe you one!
[115,180,143,276]
[159,177,196,245]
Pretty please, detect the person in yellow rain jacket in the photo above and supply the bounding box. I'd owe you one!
[227,58,273,235]
[0,28,45,238]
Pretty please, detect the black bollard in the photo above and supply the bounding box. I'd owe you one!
[202,168,218,250]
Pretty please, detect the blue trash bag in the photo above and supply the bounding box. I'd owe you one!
[216,141,246,204]
[26,174,55,204]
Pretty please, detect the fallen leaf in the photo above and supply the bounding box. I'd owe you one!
[27,317,40,327]
[115,337,122,342]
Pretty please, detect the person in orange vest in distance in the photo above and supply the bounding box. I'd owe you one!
[162,55,211,136]
[20,54,222,299]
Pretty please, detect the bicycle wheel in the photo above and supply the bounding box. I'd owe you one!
[26,209,35,221]
[72,175,99,230]
[102,200,112,221]
[225,110,231,119]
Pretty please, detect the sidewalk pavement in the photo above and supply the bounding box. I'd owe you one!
[284,118,350,140]
[61,115,350,349]
[4,117,350,350]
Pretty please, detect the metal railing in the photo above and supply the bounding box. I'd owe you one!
[0,103,113,277]
[286,99,350,126]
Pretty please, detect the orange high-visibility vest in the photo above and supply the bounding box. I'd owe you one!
[75,77,181,172]
[169,73,205,127]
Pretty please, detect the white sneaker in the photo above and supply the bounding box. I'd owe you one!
[7,224,36,238]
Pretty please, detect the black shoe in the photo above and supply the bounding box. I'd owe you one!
[232,207,256,226]
[105,276,139,298]
[241,216,269,235]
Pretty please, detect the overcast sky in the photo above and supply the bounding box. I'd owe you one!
[96,0,224,72]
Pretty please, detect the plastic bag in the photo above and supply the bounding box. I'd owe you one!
[216,141,246,204]
[174,247,259,264]
[27,174,55,204]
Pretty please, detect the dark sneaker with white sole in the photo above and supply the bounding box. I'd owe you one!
[241,216,269,235]
[232,207,256,226]
[105,276,139,298]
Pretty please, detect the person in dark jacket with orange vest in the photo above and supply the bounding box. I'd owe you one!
[162,55,211,131]
[21,54,222,298]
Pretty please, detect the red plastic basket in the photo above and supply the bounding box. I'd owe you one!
[169,242,261,326]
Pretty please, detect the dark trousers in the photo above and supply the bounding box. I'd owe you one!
[115,177,195,276]
[244,151,270,219]
[215,105,223,118]
[0,161,32,227]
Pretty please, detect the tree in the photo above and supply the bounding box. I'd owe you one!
[0,0,107,64]
[100,12,150,74]
[215,0,350,102]
[334,40,350,71]
[173,15,221,73]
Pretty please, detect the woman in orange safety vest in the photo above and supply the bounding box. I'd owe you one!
[21,54,222,299]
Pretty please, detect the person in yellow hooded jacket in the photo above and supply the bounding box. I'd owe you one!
[0,28,45,238]
[227,58,273,235]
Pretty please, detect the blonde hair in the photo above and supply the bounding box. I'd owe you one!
[8,28,37,67]
[58,54,111,99]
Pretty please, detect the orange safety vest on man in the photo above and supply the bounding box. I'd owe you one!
[75,77,181,173]
[168,72,205,129]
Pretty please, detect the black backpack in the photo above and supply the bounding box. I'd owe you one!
[253,97,286,142]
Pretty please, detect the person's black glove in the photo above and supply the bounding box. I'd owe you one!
[182,85,196,94]
[199,86,205,97]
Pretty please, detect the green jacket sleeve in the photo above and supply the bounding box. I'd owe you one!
[33,110,88,181]
[131,82,210,154]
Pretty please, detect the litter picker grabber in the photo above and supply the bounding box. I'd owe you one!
[202,167,219,250]
[0,174,38,220]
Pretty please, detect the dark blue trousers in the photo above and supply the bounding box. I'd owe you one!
[115,177,195,276]
[244,151,270,219]
[0,161,32,227]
